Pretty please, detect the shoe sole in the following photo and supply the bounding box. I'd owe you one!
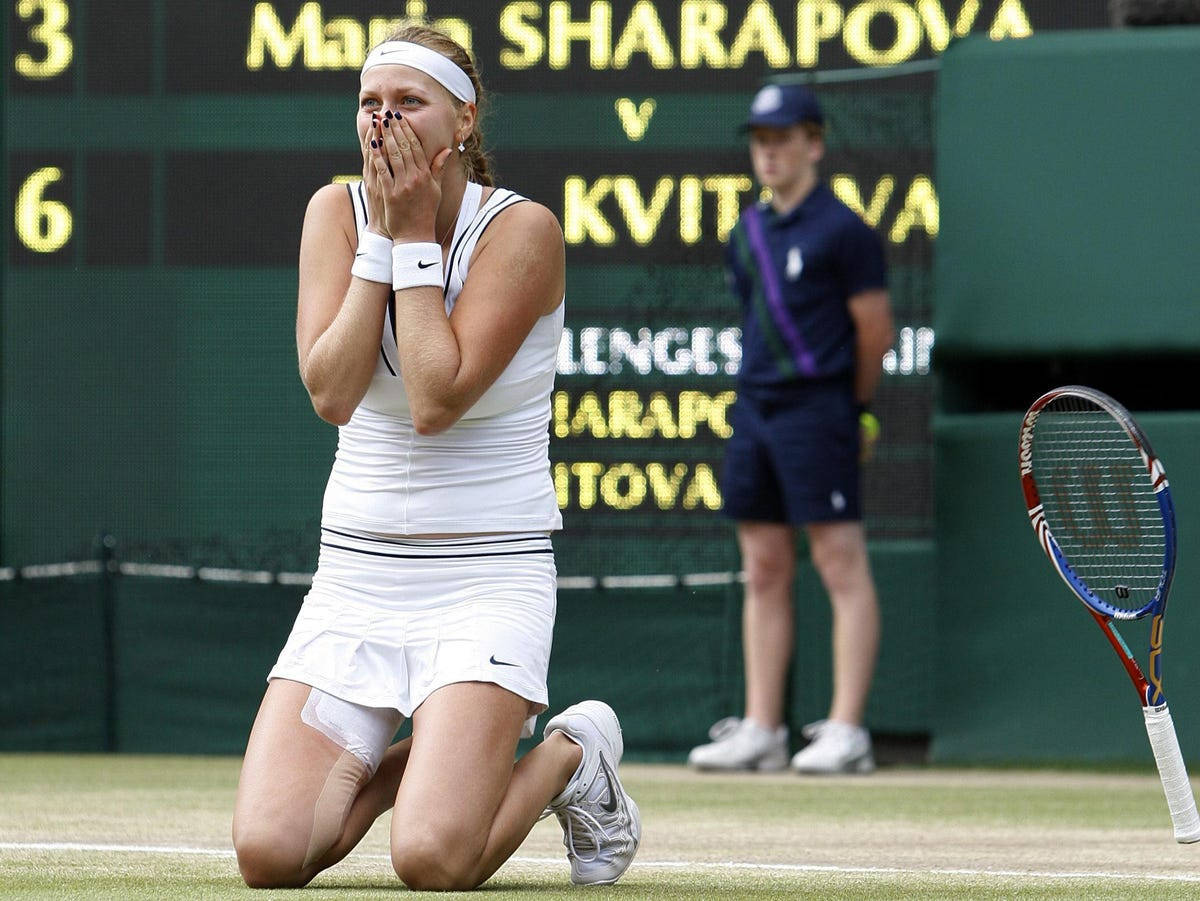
[791,754,876,775]
[689,755,789,773]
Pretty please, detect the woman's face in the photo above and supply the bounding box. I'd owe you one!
[748,125,823,193]
[357,64,471,162]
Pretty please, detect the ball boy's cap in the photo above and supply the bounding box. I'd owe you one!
[742,83,824,131]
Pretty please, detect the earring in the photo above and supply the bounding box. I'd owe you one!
[457,141,465,152]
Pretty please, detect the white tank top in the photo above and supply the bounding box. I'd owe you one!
[321,181,564,534]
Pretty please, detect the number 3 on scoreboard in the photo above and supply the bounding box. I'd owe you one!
[14,0,74,80]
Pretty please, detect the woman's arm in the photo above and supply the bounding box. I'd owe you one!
[393,200,565,435]
[295,183,392,425]
[365,113,565,434]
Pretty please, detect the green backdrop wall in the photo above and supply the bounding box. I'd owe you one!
[931,28,1200,762]
[4,0,955,758]
[934,28,1200,358]
[10,10,1195,764]
[0,543,934,757]
[934,415,1200,763]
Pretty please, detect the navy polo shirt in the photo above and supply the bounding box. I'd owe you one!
[725,184,887,397]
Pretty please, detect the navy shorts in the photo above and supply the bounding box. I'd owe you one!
[720,384,862,524]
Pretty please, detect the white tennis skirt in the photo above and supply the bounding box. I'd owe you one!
[269,529,556,738]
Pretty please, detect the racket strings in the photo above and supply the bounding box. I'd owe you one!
[1031,405,1165,606]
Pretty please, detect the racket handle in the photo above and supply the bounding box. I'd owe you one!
[1143,704,1200,843]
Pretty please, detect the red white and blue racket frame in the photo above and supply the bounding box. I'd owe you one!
[1019,385,1200,842]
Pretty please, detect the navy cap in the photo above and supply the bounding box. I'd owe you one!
[742,83,824,131]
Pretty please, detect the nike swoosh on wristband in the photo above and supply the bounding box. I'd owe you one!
[416,260,438,269]
[489,655,519,667]
[355,251,367,257]
[597,754,619,813]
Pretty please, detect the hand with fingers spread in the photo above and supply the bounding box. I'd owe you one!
[368,110,454,244]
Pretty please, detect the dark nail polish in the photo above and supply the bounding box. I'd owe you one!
[383,119,389,128]
[370,139,378,148]
[384,110,393,119]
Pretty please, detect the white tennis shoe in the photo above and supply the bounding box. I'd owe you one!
[543,700,641,886]
[687,717,789,772]
[789,719,875,774]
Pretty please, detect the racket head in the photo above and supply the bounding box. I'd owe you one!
[1019,385,1176,621]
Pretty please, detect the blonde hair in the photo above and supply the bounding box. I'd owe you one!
[382,24,493,187]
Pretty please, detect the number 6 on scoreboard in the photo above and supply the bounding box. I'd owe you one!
[1019,385,1200,843]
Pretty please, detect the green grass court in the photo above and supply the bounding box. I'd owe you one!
[2,755,1199,899]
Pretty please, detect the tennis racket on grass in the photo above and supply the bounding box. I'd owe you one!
[1019,385,1200,843]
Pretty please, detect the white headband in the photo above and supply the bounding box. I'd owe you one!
[361,41,476,104]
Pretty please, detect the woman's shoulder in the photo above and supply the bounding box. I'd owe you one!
[306,181,357,221]
[300,182,358,255]
[476,186,561,243]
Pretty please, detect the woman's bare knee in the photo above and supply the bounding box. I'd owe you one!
[391,832,482,891]
[234,827,312,889]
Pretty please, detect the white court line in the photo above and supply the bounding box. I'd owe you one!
[1,841,1199,883]
[0,842,234,857]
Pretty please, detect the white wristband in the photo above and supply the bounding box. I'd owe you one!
[350,230,392,284]
[392,242,444,291]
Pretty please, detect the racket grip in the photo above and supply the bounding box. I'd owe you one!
[1143,704,1200,843]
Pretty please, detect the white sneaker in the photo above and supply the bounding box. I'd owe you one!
[543,701,641,886]
[789,719,875,774]
[687,717,789,772]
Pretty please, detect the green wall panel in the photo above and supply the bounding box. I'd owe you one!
[934,29,1200,357]
[113,580,301,754]
[0,579,108,750]
[933,414,1200,763]
[0,542,932,758]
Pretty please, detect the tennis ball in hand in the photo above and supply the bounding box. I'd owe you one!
[859,411,881,443]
